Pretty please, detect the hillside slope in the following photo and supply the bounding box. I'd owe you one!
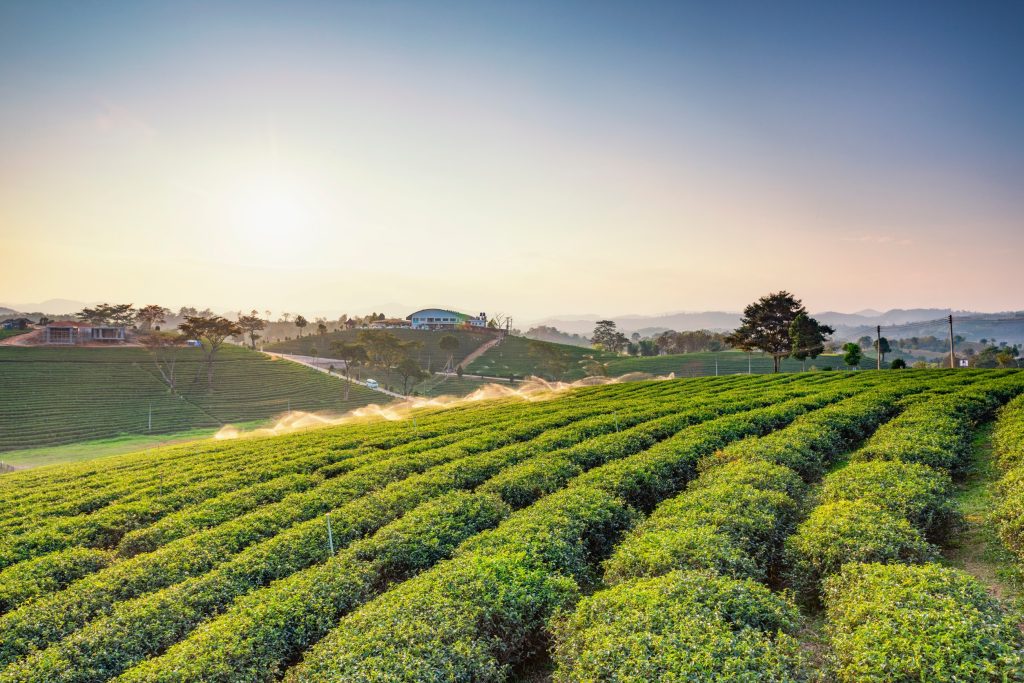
[0,346,383,453]
[265,328,492,370]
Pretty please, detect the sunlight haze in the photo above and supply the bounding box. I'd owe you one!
[2,1,1022,317]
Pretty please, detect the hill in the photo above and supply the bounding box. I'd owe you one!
[0,369,1021,680]
[0,346,383,455]
[467,335,864,380]
[266,328,492,369]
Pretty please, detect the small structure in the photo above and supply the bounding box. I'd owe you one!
[1,318,32,330]
[407,308,488,330]
[44,321,127,345]
[368,318,412,330]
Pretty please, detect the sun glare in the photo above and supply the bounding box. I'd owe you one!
[222,171,322,266]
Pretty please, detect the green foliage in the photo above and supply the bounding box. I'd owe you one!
[0,370,1018,681]
[823,563,1024,682]
[890,357,906,369]
[842,342,862,368]
[784,501,935,595]
[551,570,804,682]
[819,460,957,538]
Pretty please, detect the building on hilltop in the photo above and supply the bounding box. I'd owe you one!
[368,318,412,330]
[406,308,488,330]
[44,321,127,345]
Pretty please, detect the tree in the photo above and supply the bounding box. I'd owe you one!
[788,313,834,369]
[591,320,628,353]
[726,291,818,372]
[236,310,266,350]
[638,339,659,357]
[294,315,308,338]
[330,341,368,400]
[396,358,427,394]
[890,358,907,369]
[357,330,418,371]
[139,331,186,391]
[528,340,571,380]
[842,342,863,369]
[77,303,135,327]
[136,305,170,332]
[873,337,892,364]
[178,315,242,390]
[317,321,328,337]
[857,335,873,349]
[439,334,460,373]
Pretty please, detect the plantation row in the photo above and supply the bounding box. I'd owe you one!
[994,394,1024,576]
[0,346,383,452]
[0,373,846,681]
[0,376,798,672]
[0,370,1019,681]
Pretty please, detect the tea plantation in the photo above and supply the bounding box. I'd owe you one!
[0,369,1022,681]
[0,346,382,453]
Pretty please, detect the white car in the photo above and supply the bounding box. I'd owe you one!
[365,379,379,389]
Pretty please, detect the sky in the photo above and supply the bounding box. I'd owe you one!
[1,1,1022,320]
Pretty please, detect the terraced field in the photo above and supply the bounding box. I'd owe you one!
[0,369,1021,681]
[0,346,383,453]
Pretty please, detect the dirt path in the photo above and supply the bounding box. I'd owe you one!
[265,352,406,400]
[941,424,1019,601]
[457,336,501,371]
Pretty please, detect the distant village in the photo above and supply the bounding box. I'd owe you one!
[1,306,493,346]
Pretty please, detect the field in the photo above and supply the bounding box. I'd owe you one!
[0,346,383,455]
[468,335,867,379]
[0,368,1021,681]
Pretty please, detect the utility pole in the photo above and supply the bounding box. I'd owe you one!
[748,353,752,375]
[876,325,881,371]
[948,314,955,369]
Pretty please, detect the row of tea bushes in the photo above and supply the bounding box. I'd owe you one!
[790,375,1024,681]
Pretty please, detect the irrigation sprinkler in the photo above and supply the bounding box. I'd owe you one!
[325,513,335,555]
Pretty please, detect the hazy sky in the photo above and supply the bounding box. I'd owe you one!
[2,1,1022,319]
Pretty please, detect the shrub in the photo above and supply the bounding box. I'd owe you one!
[286,551,579,682]
[819,460,957,538]
[784,501,934,595]
[823,562,1024,682]
[551,570,804,682]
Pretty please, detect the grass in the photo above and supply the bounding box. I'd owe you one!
[940,423,1021,601]
[0,328,31,341]
[0,345,384,454]
[0,421,264,470]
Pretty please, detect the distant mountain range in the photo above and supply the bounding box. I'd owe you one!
[0,299,91,316]
[531,309,1024,344]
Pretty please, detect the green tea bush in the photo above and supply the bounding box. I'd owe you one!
[784,501,934,594]
[819,460,957,538]
[551,570,804,682]
[823,562,1024,682]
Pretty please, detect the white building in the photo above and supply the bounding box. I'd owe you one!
[406,308,487,330]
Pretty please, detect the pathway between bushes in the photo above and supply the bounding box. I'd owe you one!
[940,423,1018,601]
